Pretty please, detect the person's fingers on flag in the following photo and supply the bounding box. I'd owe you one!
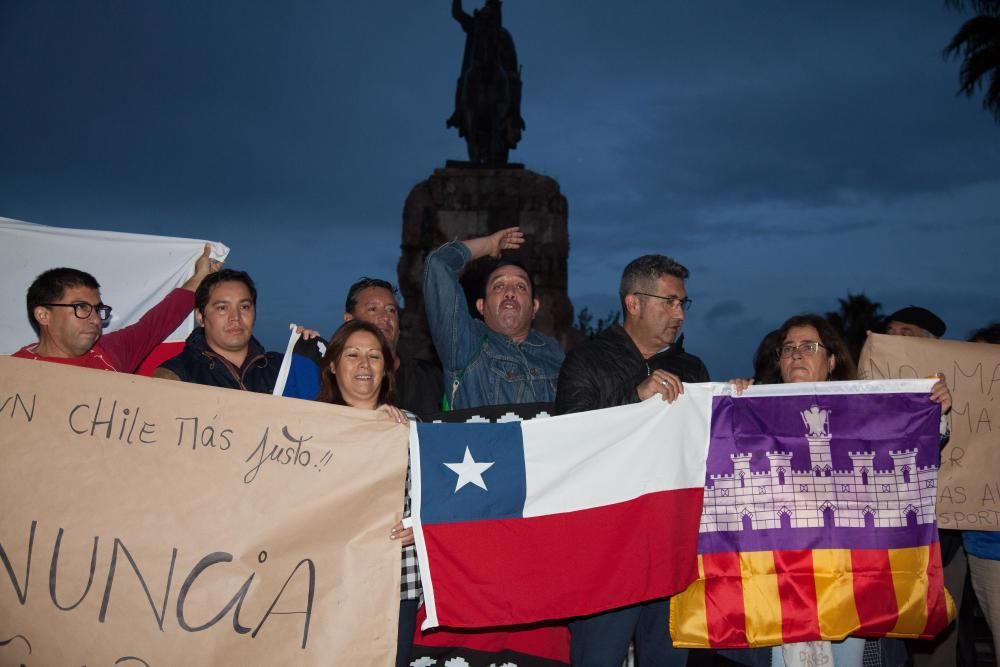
[650,370,683,403]
[729,378,754,395]
[381,404,409,425]
[929,374,952,413]
[295,325,322,340]
[637,373,670,401]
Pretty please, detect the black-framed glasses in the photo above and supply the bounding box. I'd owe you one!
[40,302,113,322]
[633,292,693,311]
[778,341,827,359]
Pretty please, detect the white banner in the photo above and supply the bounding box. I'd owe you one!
[0,217,228,353]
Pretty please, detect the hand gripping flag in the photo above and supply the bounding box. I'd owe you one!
[669,379,955,648]
[0,217,228,374]
[410,402,570,667]
[273,324,325,399]
[409,385,717,630]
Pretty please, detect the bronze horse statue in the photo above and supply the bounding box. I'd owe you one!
[447,0,525,164]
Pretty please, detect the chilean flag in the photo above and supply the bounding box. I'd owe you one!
[0,217,228,375]
[409,384,717,630]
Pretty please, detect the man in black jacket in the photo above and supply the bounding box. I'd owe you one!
[555,254,709,667]
[154,269,285,393]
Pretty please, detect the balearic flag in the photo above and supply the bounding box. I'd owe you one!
[409,386,716,630]
[670,379,955,648]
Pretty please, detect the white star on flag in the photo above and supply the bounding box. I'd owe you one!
[443,446,495,492]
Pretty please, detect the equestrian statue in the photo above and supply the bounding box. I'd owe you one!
[446,0,525,165]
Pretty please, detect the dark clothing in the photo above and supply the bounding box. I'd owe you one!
[397,356,444,421]
[570,600,686,667]
[156,327,281,393]
[396,599,420,667]
[555,325,710,415]
[555,323,707,666]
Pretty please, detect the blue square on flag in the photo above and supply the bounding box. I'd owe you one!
[416,421,527,525]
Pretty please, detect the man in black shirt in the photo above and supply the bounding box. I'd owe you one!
[555,254,709,667]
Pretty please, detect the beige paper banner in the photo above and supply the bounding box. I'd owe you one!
[0,356,408,666]
[859,333,1000,531]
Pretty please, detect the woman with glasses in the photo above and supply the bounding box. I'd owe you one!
[729,314,951,667]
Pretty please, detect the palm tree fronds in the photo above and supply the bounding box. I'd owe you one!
[946,0,1000,16]
[945,8,1000,123]
[958,45,1000,95]
[944,16,1000,58]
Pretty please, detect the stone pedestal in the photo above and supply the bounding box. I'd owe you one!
[396,166,573,364]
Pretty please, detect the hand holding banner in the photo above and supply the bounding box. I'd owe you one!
[0,357,408,665]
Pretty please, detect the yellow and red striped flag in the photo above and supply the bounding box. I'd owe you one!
[670,380,955,648]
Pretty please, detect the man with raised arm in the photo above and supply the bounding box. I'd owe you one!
[423,226,563,410]
[14,246,215,373]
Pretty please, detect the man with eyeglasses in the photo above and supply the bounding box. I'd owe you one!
[554,253,709,667]
[14,246,216,372]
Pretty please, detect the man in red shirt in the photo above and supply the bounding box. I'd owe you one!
[13,245,216,372]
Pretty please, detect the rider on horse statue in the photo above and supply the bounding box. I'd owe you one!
[447,0,525,164]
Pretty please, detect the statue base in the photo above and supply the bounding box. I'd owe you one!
[396,165,573,364]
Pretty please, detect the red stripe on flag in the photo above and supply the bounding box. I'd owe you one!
[136,341,184,376]
[413,606,570,663]
[774,549,820,643]
[851,549,899,634]
[422,488,702,628]
[923,541,951,638]
[703,551,747,647]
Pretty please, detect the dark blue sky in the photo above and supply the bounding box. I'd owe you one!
[2,2,998,378]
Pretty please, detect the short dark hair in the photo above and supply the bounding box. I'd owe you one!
[195,269,257,316]
[316,320,397,407]
[776,313,857,382]
[26,268,101,335]
[968,322,1000,344]
[344,277,398,314]
[619,255,690,311]
[480,259,535,299]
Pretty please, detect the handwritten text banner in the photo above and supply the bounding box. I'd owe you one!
[0,356,408,665]
[860,333,1000,531]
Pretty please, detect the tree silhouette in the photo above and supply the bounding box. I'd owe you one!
[825,292,884,364]
[573,306,621,339]
[944,0,1000,124]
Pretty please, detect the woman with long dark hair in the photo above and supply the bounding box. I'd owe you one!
[315,319,415,667]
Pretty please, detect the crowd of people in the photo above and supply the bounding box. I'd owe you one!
[14,227,998,667]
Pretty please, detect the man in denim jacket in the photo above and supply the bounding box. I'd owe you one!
[423,226,564,410]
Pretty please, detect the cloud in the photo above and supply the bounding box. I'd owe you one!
[704,299,745,323]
